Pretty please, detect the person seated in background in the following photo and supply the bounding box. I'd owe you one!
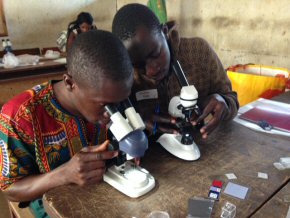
[0,30,133,217]
[112,3,239,139]
[66,12,96,51]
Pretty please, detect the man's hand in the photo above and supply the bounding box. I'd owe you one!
[62,140,118,186]
[3,140,118,202]
[193,94,228,139]
[145,112,179,135]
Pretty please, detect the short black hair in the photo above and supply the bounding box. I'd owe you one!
[67,30,133,88]
[112,3,161,41]
[67,12,94,38]
[75,12,94,26]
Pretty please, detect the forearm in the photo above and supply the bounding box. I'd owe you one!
[3,164,67,202]
[220,92,239,120]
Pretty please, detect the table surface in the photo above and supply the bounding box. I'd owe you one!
[43,92,290,218]
[250,91,290,218]
[0,57,66,81]
[253,181,290,218]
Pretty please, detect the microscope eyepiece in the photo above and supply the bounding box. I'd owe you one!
[105,104,118,116]
[120,98,133,109]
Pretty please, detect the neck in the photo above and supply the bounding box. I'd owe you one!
[53,81,81,117]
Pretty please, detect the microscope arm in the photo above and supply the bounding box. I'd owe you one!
[172,59,189,87]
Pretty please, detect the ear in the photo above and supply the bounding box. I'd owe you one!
[165,20,177,31]
[63,73,75,92]
[161,24,169,36]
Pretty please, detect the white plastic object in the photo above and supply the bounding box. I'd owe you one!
[2,39,7,49]
[126,153,134,160]
[124,107,146,130]
[17,54,39,65]
[273,157,290,170]
[3,52,19,68]
[220,201,236,218]
[6,39,12,47]
[44,50,60,59]
[280,157,290,168]
[180,85,198,108]
[103,161,155,198]
[168,96,184,118]
[157,133,200,161]
[273,162,286,170]
[109,112,133,141]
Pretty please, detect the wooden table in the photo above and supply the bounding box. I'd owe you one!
[253,181,290,218]
[250,91,290,218]
[0,58,66,81]
[43,93,290,218]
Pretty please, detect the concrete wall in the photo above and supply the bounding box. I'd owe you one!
[2,0,116,49]
[170,0,290,70]
[2,0,290,69]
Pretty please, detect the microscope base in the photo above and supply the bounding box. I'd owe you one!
[157,133,200,161]
[104,161,155,198]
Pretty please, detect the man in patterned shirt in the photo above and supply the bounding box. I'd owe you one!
[0,30,133,216]
[112,4,239,139]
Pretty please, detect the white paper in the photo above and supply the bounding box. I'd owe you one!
[135,89,158,101]
[225,173,237,180]
[223,182,249,200]
[257,172,268,179]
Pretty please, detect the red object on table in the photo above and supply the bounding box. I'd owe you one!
[212,180,223,188]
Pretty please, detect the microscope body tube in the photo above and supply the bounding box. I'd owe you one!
[109,112,133,141]
[125,107,146,130]
[105,104,133,141]
[121,98,146,131]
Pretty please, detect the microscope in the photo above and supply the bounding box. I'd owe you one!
[157,60,201,161]
[103,99,155,198]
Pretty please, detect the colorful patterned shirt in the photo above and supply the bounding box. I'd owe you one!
[0,81,106,190]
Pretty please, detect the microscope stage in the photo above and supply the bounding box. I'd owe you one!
[104,161,155,198]
[157,133,200,161]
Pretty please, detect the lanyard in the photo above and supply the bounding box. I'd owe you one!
[153,103,160,135]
